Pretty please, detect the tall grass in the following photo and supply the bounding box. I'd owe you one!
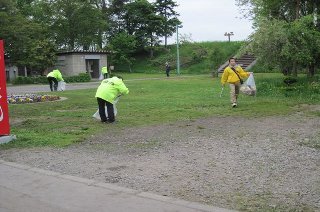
[117,41,244,74]
[1,73,319,149]
[257,73,320,103]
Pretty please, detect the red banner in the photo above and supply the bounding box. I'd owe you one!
[0,40,10,135]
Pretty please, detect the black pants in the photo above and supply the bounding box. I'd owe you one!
[103,73,109,79]
[166,70,170,77]
[97,97,115,123]
[48,77,58,91]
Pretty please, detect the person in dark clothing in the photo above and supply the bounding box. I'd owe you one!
[165,62,170,77]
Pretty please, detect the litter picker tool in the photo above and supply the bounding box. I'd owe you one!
[219,86,224,98]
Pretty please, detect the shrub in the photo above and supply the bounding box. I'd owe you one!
[11,73,91,85]
[283,76,298,86]
[64,73,91,83]
[12,76,43,85]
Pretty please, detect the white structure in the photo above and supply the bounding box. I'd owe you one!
[56,50,109,78]
[5,65,18,81]
[4,50,110,80]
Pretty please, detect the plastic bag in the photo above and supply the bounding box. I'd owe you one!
[92,98,119,120]
[92,106,118,120]
[240,74,256,96]
[99,73,104,80]
[57,81,66,91]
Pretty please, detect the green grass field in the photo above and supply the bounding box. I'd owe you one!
[116,41,244,73]
[1,73,319,149]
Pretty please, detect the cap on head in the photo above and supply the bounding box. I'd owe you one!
[116,75,123,80]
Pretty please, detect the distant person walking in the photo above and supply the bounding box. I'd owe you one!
[101,66,109,79]
[221,57,251,108]
[95,76,129,123]
[165,62,170,77]
[47,69,64,91]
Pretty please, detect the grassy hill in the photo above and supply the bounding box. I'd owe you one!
[114,41,244,75]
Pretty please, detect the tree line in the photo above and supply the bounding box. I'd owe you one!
[0,0,180,74]
[238,0,320,77]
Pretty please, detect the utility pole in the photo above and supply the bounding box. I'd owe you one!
[224,32,234,42]
[176,25,182,74]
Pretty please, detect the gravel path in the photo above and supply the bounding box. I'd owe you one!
[6,81,100,94]
[1,109,320,211]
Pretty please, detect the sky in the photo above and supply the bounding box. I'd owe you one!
[165,0,255,43]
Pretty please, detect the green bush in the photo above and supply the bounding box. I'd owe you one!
[64,73,91,83]
[12,76,46,85]
[283,76,298,85]
[33,76,48,84]
[11,73,91,85]
[249,61,279,73]
[257,74,320,102]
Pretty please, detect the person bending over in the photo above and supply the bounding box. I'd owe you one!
[95,76,129,123]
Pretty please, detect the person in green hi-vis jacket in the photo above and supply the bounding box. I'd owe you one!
[47,69,64,91]
[101,66,109,79]
[95,76,129,123]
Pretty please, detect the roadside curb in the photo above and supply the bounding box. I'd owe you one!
[0,159,236,212]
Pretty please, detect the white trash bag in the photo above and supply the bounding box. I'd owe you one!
[57,81,66,91]
[99,73,104,80]
[92,98,119,120]
[240,74,256,96]
[92,106,118,120]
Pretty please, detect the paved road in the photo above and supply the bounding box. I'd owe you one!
[0,160,235,212]
[6,76,197,95]
[6,81,101,95]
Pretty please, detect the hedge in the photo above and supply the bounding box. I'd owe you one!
[11,73,91,85]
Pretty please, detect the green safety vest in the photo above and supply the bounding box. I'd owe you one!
[95,77,129,104]
[47,70,64,81]
[101,66,108,74]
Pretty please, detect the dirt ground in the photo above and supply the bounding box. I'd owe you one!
[1,106,320,211]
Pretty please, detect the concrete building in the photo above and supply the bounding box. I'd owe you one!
[5,65,18,81]
[5,50,110,80]
[56,50,109,78]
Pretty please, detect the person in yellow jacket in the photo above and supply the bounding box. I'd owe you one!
[47,69,64,91]
[101,66,109,79]
[95,76,129,123]
[221,57,251,107]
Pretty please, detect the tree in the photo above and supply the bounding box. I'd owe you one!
[0,0,17,13]
[237,0,320,77]
[1,0,182,74]
[284,15,320,77]
[0,0,55,72]
[106,0,131,36]
[109,32,137,72]
[123,0,163,57]
[139,7,165,58]
[154,0,180,47]
[74,3,106,50]
[36,0,105,50]
[237,0,320,23]
[26,39,57,75]
[16,0,37,17]
[89,0,111,49]
[95,0,181,56]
